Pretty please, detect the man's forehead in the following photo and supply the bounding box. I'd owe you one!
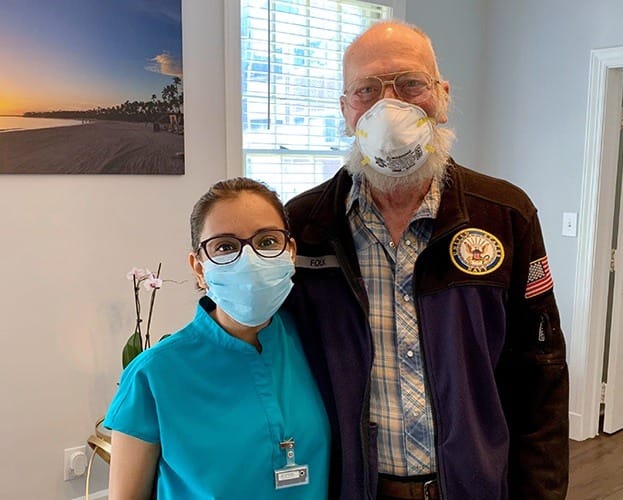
[344,33,434,80]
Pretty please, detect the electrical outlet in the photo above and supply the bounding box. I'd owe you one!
[64,446,87,481]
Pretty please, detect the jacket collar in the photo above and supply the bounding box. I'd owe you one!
[300,159,470,246]
[430,160,470,244]
[299,168,354,245]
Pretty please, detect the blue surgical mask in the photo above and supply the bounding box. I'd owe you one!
[202,245,295,327]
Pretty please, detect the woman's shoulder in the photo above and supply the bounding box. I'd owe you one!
[122,319,203,374]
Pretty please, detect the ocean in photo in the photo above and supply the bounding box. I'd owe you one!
[0,115,84,133]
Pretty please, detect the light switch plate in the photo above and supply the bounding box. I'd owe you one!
[562,212,577,237]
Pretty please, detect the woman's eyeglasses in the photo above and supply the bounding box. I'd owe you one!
[198,228,290,265]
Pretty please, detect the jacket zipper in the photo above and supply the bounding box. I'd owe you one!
[414,293,444,500]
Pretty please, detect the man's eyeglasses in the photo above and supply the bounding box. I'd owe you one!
[198,228,291,265]
[342,70,439,111]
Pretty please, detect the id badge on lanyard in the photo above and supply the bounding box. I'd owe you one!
[274,438,309,489]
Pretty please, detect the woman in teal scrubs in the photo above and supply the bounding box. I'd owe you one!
[104,177,330,500]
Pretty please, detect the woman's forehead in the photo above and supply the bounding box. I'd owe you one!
[203,192,283,234]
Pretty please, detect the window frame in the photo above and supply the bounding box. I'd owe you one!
[224,0,406,184]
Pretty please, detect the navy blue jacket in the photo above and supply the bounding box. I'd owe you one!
[284,162,569,500]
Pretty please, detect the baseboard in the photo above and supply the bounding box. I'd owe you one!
[569,410,599,441]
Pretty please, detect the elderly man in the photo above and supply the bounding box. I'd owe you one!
[284,20,569,500]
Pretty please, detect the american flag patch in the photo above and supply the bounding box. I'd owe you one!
[525,256,554,299]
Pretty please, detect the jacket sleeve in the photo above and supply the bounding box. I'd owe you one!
[498,212,569,499]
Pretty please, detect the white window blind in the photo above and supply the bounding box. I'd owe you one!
[240,0,395,202]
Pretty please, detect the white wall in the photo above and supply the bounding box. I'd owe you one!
[479,0,623,347]
[405,0,488,168]
[0,1,226,498]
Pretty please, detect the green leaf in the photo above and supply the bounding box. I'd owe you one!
[122,330,143,369]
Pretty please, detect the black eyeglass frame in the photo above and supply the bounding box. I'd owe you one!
[197,228,291,265]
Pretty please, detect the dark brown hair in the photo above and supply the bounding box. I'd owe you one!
[190,177,289,253]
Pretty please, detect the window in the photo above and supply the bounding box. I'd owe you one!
[225,0,405,202]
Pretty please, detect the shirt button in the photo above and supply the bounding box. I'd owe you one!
[403,294,410,302]
[389,241,395,248]
[407,350,414,358]
[405,239,412,246]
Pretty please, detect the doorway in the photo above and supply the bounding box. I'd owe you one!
[602,101,623,434]
[568,47,623,440]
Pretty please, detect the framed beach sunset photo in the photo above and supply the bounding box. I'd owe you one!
[0,0,183,175]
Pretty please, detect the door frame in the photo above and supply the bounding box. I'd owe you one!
[569,47,623,440]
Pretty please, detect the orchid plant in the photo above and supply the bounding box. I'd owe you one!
[123,264,164,368]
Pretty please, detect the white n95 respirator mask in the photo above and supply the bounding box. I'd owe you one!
[355,98,436,177]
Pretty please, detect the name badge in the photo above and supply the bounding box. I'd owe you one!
[274,464,309,489]
[274,438,309,489]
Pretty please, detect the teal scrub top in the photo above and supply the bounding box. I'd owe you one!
[104,301,330,500]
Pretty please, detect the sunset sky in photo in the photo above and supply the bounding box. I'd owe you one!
[0,0,182,116]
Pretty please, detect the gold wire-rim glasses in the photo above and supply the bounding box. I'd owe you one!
[342,70,440,110]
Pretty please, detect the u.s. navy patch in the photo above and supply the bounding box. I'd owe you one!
[450,228,504,275]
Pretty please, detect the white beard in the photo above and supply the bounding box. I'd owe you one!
[344,124,455,194]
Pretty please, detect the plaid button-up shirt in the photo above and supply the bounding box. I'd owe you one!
[346,173,442,476]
